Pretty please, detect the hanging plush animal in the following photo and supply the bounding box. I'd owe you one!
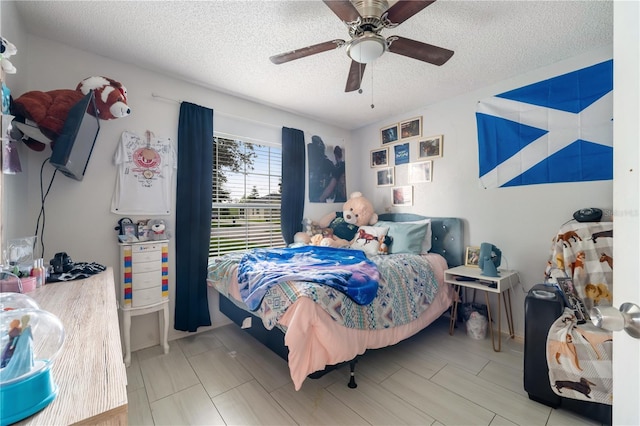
[0,36,17,74]
[11,76,131,150]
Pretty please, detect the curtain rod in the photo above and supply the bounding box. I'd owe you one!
[152,93,181,104]
[151,92,282,131]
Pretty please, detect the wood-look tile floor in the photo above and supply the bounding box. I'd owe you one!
[126,316,603,425]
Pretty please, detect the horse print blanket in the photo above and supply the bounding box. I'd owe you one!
[545,221,614,405]
[237,246,379,310]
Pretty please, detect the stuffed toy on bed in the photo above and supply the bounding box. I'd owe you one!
[294,191,379,248]
[10,76,131,151]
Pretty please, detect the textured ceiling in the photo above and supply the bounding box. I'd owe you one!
[13,1,613,130]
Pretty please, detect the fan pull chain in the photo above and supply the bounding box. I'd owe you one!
[370,64,375,109]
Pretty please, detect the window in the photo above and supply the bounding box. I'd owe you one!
[209,136,284,257]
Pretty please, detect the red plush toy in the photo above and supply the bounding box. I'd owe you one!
[11,76,130,151]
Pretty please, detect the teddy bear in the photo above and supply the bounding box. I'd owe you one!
[294,191,378,248]
[10,76,131,151]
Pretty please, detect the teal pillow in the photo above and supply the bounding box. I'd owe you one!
[375,221,428,254]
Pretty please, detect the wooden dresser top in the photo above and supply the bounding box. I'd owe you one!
[16,267,128,425]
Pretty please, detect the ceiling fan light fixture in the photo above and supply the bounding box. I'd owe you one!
[347,33,386,64]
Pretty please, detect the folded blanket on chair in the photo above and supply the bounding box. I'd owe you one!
[237,246,379,310]
[546,307,613,405]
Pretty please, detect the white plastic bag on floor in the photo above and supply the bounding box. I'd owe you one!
[466,311,488,339]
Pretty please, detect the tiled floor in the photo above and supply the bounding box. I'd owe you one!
[126,316,603,425]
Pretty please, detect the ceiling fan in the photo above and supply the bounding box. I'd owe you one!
[269,0,454,93]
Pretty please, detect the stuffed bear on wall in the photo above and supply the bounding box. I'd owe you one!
[294,191,379,248]
[11,76,131,151]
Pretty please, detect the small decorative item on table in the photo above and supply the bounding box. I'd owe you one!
[0,293,65,424]
[465,246,481,267]
[115,217,138,243]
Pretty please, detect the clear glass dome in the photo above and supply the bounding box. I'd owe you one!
[0,291,40,310]
[0,307,65,385]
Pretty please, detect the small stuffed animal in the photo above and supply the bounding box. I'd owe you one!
[1,36,17,75]
[147,218,169,240]
[11,76,130,151]
[294,191,378,248]
[302,218,323,237]
[294,218,321,244]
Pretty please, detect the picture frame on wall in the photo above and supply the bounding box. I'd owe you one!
[409,160,433,183]
[391,185,413,206]
[370,147,389,167]
[394,143,410,165]
[380,123,399,145]
[418,135,443,159]
[465,246,481,267]
[376,167,394,186]
[400,116,422,140]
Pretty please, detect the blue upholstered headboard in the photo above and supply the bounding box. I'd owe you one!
[377,213,464,268]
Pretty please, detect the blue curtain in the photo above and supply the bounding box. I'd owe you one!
[281,127,305,244]
[174,102,213,332]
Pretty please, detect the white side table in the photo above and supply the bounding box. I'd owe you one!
[445,265,519,351]
[121,300,170,367]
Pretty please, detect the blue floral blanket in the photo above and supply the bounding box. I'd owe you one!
[237,246,379,310]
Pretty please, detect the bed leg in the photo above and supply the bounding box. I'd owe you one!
[348,358,358,388]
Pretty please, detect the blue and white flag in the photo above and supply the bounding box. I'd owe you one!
[476,60,613,189]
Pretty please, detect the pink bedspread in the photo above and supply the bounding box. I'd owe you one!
[210,253,453,390]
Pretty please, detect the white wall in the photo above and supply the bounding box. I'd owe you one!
[352,45,613,337]
[10,33,350,351]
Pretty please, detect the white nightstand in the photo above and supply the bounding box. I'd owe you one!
[445,265,518,351]
[118,240,170,366]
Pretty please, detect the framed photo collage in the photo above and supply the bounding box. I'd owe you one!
[371,115,444,206]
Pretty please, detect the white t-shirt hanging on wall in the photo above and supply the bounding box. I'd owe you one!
[111,130,177,215]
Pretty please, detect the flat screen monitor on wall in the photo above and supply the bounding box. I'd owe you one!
[49,90,100,181]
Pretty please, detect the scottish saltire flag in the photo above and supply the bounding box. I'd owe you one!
[476,60,613,188]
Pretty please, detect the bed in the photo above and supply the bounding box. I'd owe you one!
[207,213,464,390]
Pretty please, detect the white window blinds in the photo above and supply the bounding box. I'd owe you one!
[210,136,284,257]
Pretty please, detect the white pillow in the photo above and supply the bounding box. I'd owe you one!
[351,226,389,256]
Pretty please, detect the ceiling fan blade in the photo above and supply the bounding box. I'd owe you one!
[323,0,361,23]
[270,40,345,64]
[385,0,436,25]
[345,61,366,92]
[387,36,454,66]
